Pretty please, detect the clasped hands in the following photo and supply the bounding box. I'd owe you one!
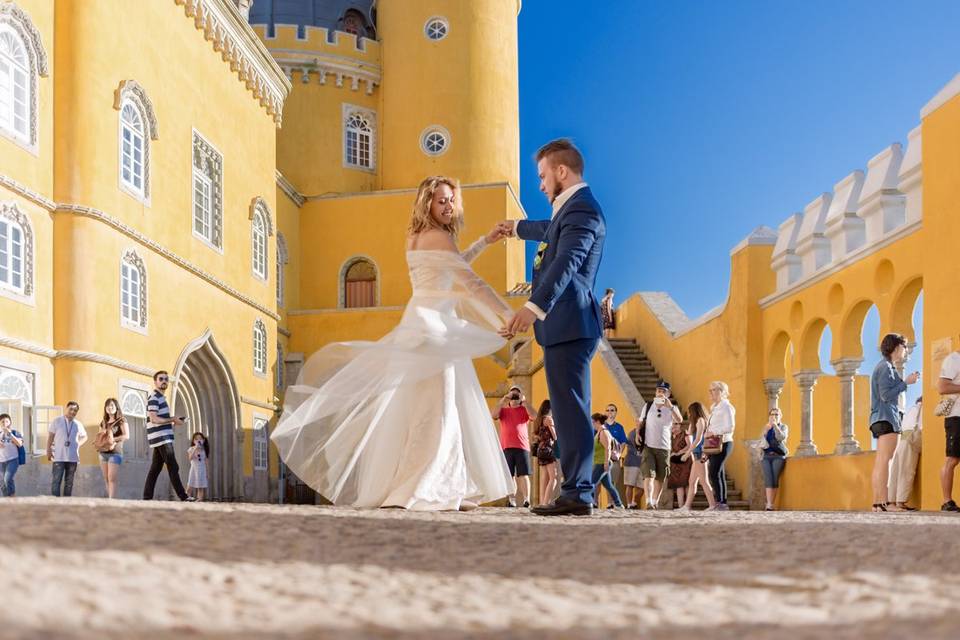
[485,220,536,340]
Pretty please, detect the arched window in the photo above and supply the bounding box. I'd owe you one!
[0,201,33,299]
[113,80,158,202]
[276,232,288,308]
[120,249,147,330]
[120,102,145,196]
[253,319,267,374]
[0,4,48,151]
[0,28,28,141]
[120,387,149,459]
[193,131,223,250]
[252,210,267,280]
[343,105,375,171]
[342,258,377,308]
[252,417,269,471]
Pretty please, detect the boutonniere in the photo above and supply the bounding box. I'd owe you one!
[533,241,548,270]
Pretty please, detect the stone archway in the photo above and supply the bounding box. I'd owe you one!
[170,330,243,501]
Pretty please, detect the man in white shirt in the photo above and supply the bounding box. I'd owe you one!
[46,401,87,497]
[638,381,682,509]
[888,397,922,510]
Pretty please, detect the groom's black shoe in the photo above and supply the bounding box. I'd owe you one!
[531,496,593,517]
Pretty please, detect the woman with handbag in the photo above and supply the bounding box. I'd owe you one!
[679,402,715,511]
[96,398,129,499]
[869,334,919,512]
[0,413,25,497]
[532,400,559,506]
[759,407,789,511]
[705,381,735,511]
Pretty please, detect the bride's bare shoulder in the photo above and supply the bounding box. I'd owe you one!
[407,229,457,252]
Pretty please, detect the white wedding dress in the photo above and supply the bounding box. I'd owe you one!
[271,239,517,510]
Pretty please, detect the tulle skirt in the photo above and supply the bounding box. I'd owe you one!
[271,292,516,510]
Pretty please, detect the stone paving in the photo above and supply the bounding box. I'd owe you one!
[2,498,960,639]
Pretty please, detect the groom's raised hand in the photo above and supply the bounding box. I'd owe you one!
[495,220,516,238]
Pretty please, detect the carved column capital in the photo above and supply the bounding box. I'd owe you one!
[831,357,864,378]
[793,369,820,390]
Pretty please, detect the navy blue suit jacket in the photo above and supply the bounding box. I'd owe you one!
[517,186,606,347]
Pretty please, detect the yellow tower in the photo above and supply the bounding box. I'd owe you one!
[377,0,522,191]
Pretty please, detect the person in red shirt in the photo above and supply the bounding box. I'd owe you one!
[493,385,536,507]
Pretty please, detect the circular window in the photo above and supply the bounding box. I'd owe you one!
[420,126,450,156]
[424,17,449,41]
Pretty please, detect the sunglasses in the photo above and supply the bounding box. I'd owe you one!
[157,377,169,382]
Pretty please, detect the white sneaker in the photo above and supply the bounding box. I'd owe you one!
[676,505,690,512]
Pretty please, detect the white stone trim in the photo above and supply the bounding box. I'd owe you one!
[1,173,278,320]
[247,196,274,236]
[728,225,777,256]
[249,199,270,282]
[241,396,277,411]
[305,181,528,220]
[921,72,960,119]
[0,4,48,155]
[760,219,921,309]
[173,0,290,126]
[274,54,380,96]
[597,339,646,413]
[113,80,159,140]
[275,170,304,207]
[253,318,267,376]
[114,80,157,206]
[251,412,269,471]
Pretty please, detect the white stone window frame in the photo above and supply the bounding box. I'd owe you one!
[0,4,48,156]
[342,103,376,173]
[248,197,274,283]
[191,129,224,253]
[118,379,151,461]
[338,254,381,309]
[253,318,267,376]
[420,125,450,157]
[0,201,34,306]
[275,341,284,390]
[252,415,269,471]
[424,16,450,41]
[276,232,288,308]
[113,80,158,206]
[119,248,147,334]
[0,363,35,454]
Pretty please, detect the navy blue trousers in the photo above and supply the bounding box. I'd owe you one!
[543,337,599,504]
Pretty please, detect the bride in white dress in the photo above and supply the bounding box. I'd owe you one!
[271,176,517,510]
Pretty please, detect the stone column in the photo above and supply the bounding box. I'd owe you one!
[831,357,864,455]
[793,370,820,457]
[762,378,786,411]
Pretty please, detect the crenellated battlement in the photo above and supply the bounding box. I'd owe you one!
[765,125,922,302]
[251,23,381,95]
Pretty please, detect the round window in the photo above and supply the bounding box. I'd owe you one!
[424,17,449,41]
[420,127,450,156]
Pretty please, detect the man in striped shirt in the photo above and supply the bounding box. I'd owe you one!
[142,370,193,501]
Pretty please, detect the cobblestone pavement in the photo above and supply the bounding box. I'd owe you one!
[2,498,960,639]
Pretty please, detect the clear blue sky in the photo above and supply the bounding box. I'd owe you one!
[517,0,956,328]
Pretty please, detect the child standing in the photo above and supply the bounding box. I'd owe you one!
[187,432,209,501]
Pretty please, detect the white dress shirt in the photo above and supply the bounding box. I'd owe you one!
[518,182,589,320]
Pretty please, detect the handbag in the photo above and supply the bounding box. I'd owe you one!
[935,395,958,417]
[94,424,116,453]
[702,434,723,455]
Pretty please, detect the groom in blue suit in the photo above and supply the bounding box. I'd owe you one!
[500,139,606,516]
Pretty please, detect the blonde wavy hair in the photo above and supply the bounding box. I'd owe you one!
[408,176,464,241]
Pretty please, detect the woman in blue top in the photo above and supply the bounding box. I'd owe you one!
[0,413,25,497]
[870,333,920,512]
[759,407,789,511]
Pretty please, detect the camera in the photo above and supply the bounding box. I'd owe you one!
[509,392,520,401]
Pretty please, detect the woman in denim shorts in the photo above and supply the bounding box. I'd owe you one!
[98,398,129,499]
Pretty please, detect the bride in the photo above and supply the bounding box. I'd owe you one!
[271,176,517,510]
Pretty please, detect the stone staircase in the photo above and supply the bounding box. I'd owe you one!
[607,337,750,511]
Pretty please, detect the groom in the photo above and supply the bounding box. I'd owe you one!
[498,139,606,516]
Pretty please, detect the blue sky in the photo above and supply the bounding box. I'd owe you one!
[517,1,946,402]
[517,0,953,318]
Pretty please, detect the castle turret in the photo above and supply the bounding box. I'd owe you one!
[377,0,521,191]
